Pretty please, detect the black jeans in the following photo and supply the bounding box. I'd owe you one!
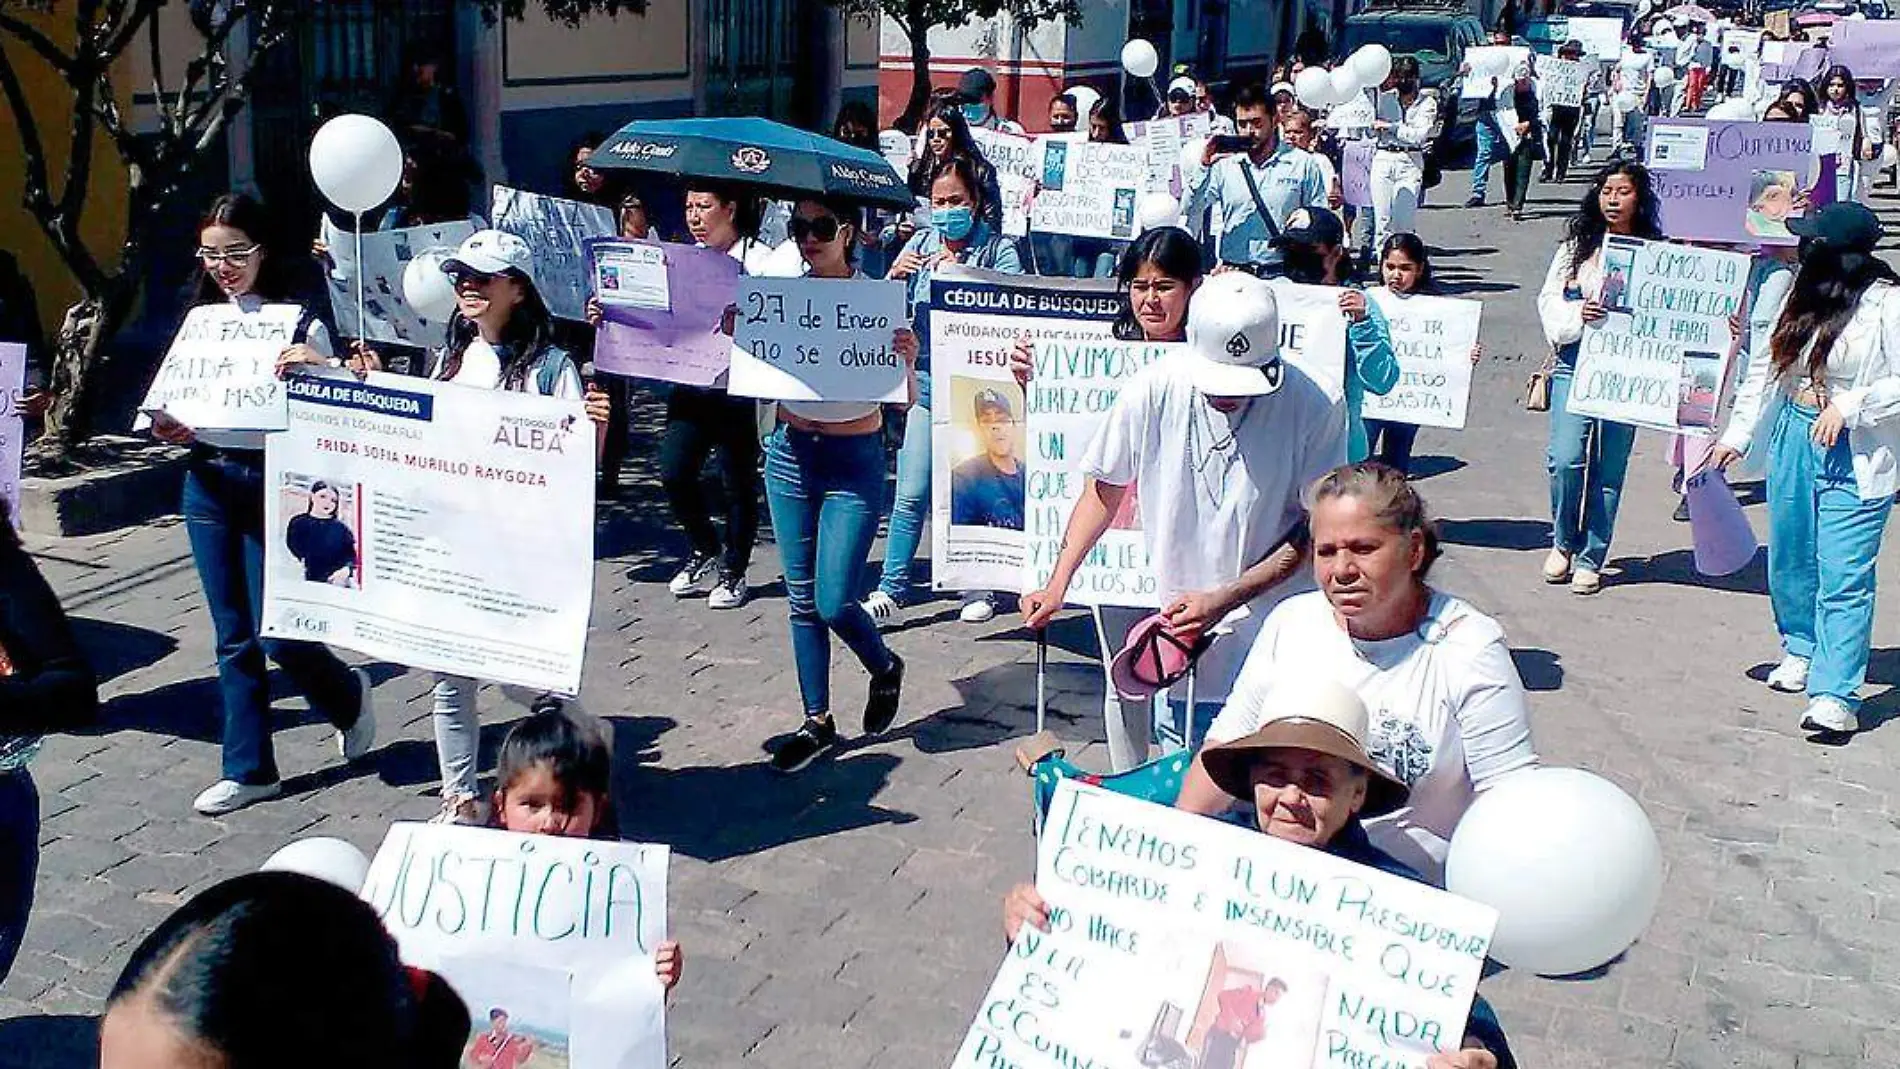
[1546,106,1581,183]
[598,373,632,486]
[659,385,761,575]
[1503,139,1541,213]
[0,771,36,985]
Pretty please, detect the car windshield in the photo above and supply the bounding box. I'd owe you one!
[1343,20,1453,59]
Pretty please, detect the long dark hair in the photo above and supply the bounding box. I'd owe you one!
[437,275,557,389]
[1112,227,1203,341]
[1821,65,1859,109]
[402,141,475,224]
[1562,162,1663,276]
[926,154,989,219]
[830,100,879,150]
[1378,233,1436,293]
[1088,97,1129,145]
[492,705,618,838]
[190,194,298,307]
[565,130,615,205]
[108,872,470,1069]
[1780,77,1818,117]
[1769,241,1900,385]
[909,99,982,194]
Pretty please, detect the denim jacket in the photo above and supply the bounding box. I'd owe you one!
[897,221,1023,367]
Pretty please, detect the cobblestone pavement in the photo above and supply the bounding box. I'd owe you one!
[5,174,1900,1069]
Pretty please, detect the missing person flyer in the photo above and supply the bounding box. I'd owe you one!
[261,371,595,694]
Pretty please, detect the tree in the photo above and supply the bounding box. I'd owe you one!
[0,0,645,460]
[832,0,1082,132]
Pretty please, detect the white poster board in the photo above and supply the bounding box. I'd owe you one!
[1032,140,1144,240]
[1540,58,1591,108]
[0,343,21,523]
[1362,290,1482,430]
[1461,46,1530,98]
[1571,236,1749,433]
[971,127,1040,238]
[953,781,1499,1069]
[493,185,618,322]
[1129,113,1212,193]
[261,373,595,694]
[322,219,475,346]
[728,277,909,402]
[361,823,668,1069]
[1264,280,1349,396]
[137,303,302,432]
[1568,16,1626,59]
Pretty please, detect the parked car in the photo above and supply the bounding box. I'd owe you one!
[1340,0,1488,157]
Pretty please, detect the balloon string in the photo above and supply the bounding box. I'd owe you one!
[353,213,366,349]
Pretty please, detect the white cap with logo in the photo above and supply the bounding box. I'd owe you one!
[1183,272,1284,398]
[441,229,539,292]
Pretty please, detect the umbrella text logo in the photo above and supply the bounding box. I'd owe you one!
[731,146,773,174]
[829,162,898,189]
[611,140,678,161]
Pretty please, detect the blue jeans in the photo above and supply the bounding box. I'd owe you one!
[1546,356,1637,571]
[1766,402,1892,710]
[766,426,897,716]
[0,771,37,985]
[1472,116,1503,200]
[183,452,363,784]
[876,373,932,600]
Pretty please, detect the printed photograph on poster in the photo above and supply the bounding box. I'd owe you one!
[277,475,361,589]
[1600,239,1637,312]
[948,378,1026,532]
[1745,170,1801,239]
[1113,936,1328,1069]
[1648,120,1811,245]
[593,242,670,312]
[449,959,573,1069]
[1678,351,1724,430]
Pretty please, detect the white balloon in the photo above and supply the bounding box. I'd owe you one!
[402,249,459,326]
[1295,66,1334,109]
[1705,98,1755,121]
[1848,9,1867,18]
[1653,66,1678,88]
[1882,142,1898,169]
[1446,768,1663,977]
[261,837,372,893]
[1135,192,1180,232]
[1327,66,1363,106]
[309,114,403,215]
[1121,38,1159,80]
[1614,90,1641,111]
[1482,50,1514,80]
[1350,44,1394,87]
[1066,85,1102,120]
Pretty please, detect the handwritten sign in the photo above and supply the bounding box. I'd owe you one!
[1540,57,1591,108]
[1362,290,1481,430]
[728,277,908,403]
[1571,236,1748,432]
[1646,120,1814,245]
[1265,280,1348,396]
[1825,20,1900,79]
[361,822,668,1069]
[954,780,1499,1069]
[1341,140,1376,210]
[1129,113,1211,194]
[588,239,741,386]
[971,127,1040,238]
[1567,16,1624,59]
[0,343,21,523]
[137,303,301,432]
[493,185,617,321]
[1326,92,1378,131]
[1461,46,1529,98]
[1032,140,1144,240]
[322,219,474,346]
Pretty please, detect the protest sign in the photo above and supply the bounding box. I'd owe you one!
[1461,46,1529,98]
[321,219,474,346]
[0,344,21,523]
[1129,113,1211,194]
[728,277,908,403]
[261,373,594,694]
[1645,120,1813,245]
[587,239,741,387]
[1567,16,1624,58]
[1572,236,1748,432]
[1362,290,1481,430]
[1539,57,1591,108]
[1341,140,1376,210]
[493,185,617,321]
[137,303,301,433]
[930,270,1122,593]
[1264,280,1348,395]
[954,780,1499,1069]
[1032,140,1144,240]
[1826,19,1900,79]
[971,127,1040,238]
[1719,27,1761,69]
[1759,41,1825,84]
[361,822,668,1069]
[1325,92,1378,132]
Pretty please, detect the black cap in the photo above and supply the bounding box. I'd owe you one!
[1272,206,1346,249]
[958,68,997,101]
[973,387,1014,419]
[1788,202,1883,253]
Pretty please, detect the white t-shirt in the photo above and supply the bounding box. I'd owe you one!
[1079,356,1346,699]
[1208,590,1538,882]
[445,337,584,398]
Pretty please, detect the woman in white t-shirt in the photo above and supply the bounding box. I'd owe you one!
[1178,462,1538,884]
[363,229,609,824]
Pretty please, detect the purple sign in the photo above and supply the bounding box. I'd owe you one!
[587,239,741,387]
[1826,20,1900,79]
[0,343,22,525]
[1646,120,1814,245]
[1341,140,1376,209]
[1759,42,1827,84]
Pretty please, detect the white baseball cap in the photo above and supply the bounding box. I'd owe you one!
[1167,75,1198,97]
[441,229,539,291]
[1183,273,1284,398]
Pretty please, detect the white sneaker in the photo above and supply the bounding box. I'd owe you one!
[193,779,283,816]
[1543,548,1573,584]
[1766,655,1810,694]
[960,596,998,624]
[337,667,378,762]
[1800,697,1859,734]
[430,793,487,826]
[1570,568,1602,595]
[861,591,899,628]
[707,571,749,610]
[668,553,717,597]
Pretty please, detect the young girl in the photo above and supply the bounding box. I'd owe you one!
[1273,206,1399,465]
[490,708,684,991]
[1362,234,1484,474]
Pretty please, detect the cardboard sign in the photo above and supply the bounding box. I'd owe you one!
[138,303,302,432]
[321,219,475,346]
[728,277,908,403]
[1646,120,1814,245]
[1540,57,1591,108]
[588,239,741,386]
[1129,113,1212,195]
[1362,290,1481,430]
[1824,20,1900,79]
[1567,16,1625,59]
[492,186,618,321]
[972,127,1041,238]
[1032,140,1144,240]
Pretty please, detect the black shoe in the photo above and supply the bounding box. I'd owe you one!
[1673,496,1691,523]
[1463,194,1486,208]
[769,716,838,773]
[1538,168,1554,182]
[864,652,905,735]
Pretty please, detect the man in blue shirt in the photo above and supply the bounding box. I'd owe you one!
[951,388,1025,530]
[1190,82,1330,273]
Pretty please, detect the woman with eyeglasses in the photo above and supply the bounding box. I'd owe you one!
[358,229,609,824]
[758,198,919,773]
[145,193,380,817]
[864,155,1024,627]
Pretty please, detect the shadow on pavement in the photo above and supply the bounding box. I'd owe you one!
[0,1014,96,1067]
[91,662,407,744]
[68,617,178,685]
[1606,548,1767,596]
[1407,455,1467,481]
[1439,517,1551,552]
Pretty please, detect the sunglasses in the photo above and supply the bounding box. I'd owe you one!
[448,268,503,287]
[197,244,259,267]
[927,127,952,140]
[790,215,842,242]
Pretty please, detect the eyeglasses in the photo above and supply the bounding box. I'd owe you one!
[790,215,841,242]
[197,244,259,266]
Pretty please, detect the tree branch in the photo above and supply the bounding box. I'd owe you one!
[0,31,105,290]
[0,9,77,77]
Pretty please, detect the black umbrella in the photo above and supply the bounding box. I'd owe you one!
[592,117,913,210]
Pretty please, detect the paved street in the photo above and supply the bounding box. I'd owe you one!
[6,170,1900,1068]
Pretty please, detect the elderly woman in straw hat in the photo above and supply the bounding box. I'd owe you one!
[1001,677,1515,1069]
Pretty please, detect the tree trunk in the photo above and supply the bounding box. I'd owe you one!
[898,16,934,131]
[39,277,134,456]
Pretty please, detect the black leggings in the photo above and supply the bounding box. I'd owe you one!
[659,385,761,574]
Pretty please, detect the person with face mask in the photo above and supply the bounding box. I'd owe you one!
[957,67,1026,135]
[1368,56,1438,253]
[1190,83,1331,274]
[1047,92,1080,135]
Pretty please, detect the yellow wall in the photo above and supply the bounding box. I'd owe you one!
[500,5,692,111]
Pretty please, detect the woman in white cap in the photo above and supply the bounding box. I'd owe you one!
[1178,462,1537,884]
[1022,271,1347,766]
[360,229,610,824]
[1368,56,1437,252]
